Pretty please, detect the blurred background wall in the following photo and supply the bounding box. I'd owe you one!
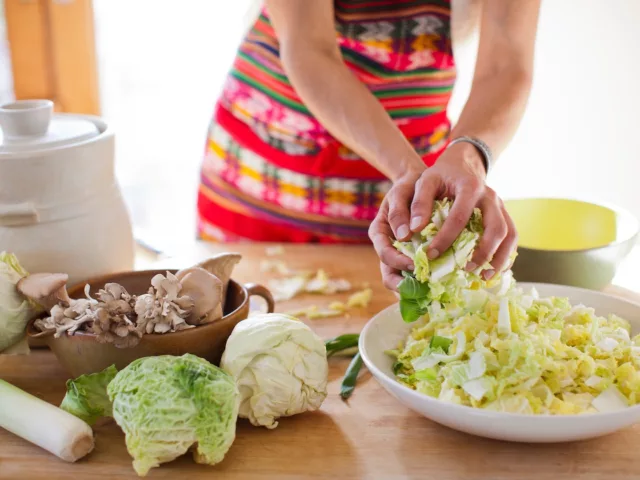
[2,0,639,255]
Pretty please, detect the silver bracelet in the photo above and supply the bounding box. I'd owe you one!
[446,136,492,175]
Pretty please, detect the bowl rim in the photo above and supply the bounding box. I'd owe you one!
[359,281,640,422]
[26,269,250,340]
[503,196,640,254]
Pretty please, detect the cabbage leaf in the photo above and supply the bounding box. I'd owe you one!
[60,365,118,425]
[0,252,36,353]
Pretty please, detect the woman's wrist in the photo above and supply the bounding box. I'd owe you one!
[447,136,492,176]
[384,153,425,183]
[439,141,487,180]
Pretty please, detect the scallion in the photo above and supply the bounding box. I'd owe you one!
[340,352,363,400]
[325,333,359,357]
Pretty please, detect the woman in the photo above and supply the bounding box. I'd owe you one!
[197,0,540,290]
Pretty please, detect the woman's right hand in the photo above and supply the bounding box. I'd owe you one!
[369,144,518,291]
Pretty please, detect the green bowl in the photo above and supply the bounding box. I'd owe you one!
[504,198,639,290]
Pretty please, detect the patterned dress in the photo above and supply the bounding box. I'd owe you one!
[197,0,456,243]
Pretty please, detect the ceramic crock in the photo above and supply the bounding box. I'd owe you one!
[0,99,134,284]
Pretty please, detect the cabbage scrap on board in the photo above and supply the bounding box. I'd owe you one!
[0,252,39,354]
[60,354,239,477]
[393,199,515,323]
[390,286,640,414]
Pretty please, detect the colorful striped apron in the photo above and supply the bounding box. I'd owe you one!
[198,0,456,243]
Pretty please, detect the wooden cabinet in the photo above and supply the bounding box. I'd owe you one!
[5,0,99,115]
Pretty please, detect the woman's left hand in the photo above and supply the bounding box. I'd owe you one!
[369,143,518,291]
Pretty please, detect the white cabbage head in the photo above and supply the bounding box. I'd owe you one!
[221,313,328,429]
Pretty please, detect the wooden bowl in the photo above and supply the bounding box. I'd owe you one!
[26,270,274,377]
[504,198,639,290]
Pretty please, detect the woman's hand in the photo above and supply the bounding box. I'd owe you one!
[367,0,539,292]
[369,143,518,291]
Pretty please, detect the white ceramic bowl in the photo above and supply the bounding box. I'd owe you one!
[359,282,640,443]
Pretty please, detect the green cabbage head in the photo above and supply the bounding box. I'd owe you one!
[107,354,239,477]
[0,252,36,353]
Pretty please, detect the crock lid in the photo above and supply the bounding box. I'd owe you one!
[0,99,100,154]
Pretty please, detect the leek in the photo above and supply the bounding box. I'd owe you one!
[0,379,94,462]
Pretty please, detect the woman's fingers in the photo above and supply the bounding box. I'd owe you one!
[369,204,414,271]
[386,182,414,241]
[429,180,482,257]
[370,160,518,295]
[409,174,439,233]
[372,232,414,271]
[489,205,519,274]
[380,261,403,291]
[370,201,412,293]
[467,191,508,276]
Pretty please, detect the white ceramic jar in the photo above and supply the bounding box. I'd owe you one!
[0,99,134,284]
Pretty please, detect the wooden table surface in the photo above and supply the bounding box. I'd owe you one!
[2,243,640,480]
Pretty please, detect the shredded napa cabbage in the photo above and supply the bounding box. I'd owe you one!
[394,199,516,324]
[391,198,639,414]
[391,284,640,414]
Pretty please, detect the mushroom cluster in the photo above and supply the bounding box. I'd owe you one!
[23,253,241,349]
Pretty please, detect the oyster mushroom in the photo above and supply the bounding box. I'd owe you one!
[193,253,241,309]
[17,273,71,311]
[31,279,144,348]
[83,284,142,347]
[133,272,195,335]
[174,267,223,325]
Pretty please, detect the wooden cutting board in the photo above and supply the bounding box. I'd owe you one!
[2,244,640,480]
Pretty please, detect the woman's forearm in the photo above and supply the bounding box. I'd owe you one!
[451,67,533,162]
[451,0,540,167]
[282,46,532,179]
[267,0,423,181]
[281,47,425,181]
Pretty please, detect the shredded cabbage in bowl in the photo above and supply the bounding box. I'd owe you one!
[390,198,640,415]
[389,284,640,415]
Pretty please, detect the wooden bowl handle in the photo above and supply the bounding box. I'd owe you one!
[245,283,275,313]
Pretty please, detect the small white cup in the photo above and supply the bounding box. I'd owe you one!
[0,99,54,138]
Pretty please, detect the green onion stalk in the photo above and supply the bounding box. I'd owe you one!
[325,333,364,400]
